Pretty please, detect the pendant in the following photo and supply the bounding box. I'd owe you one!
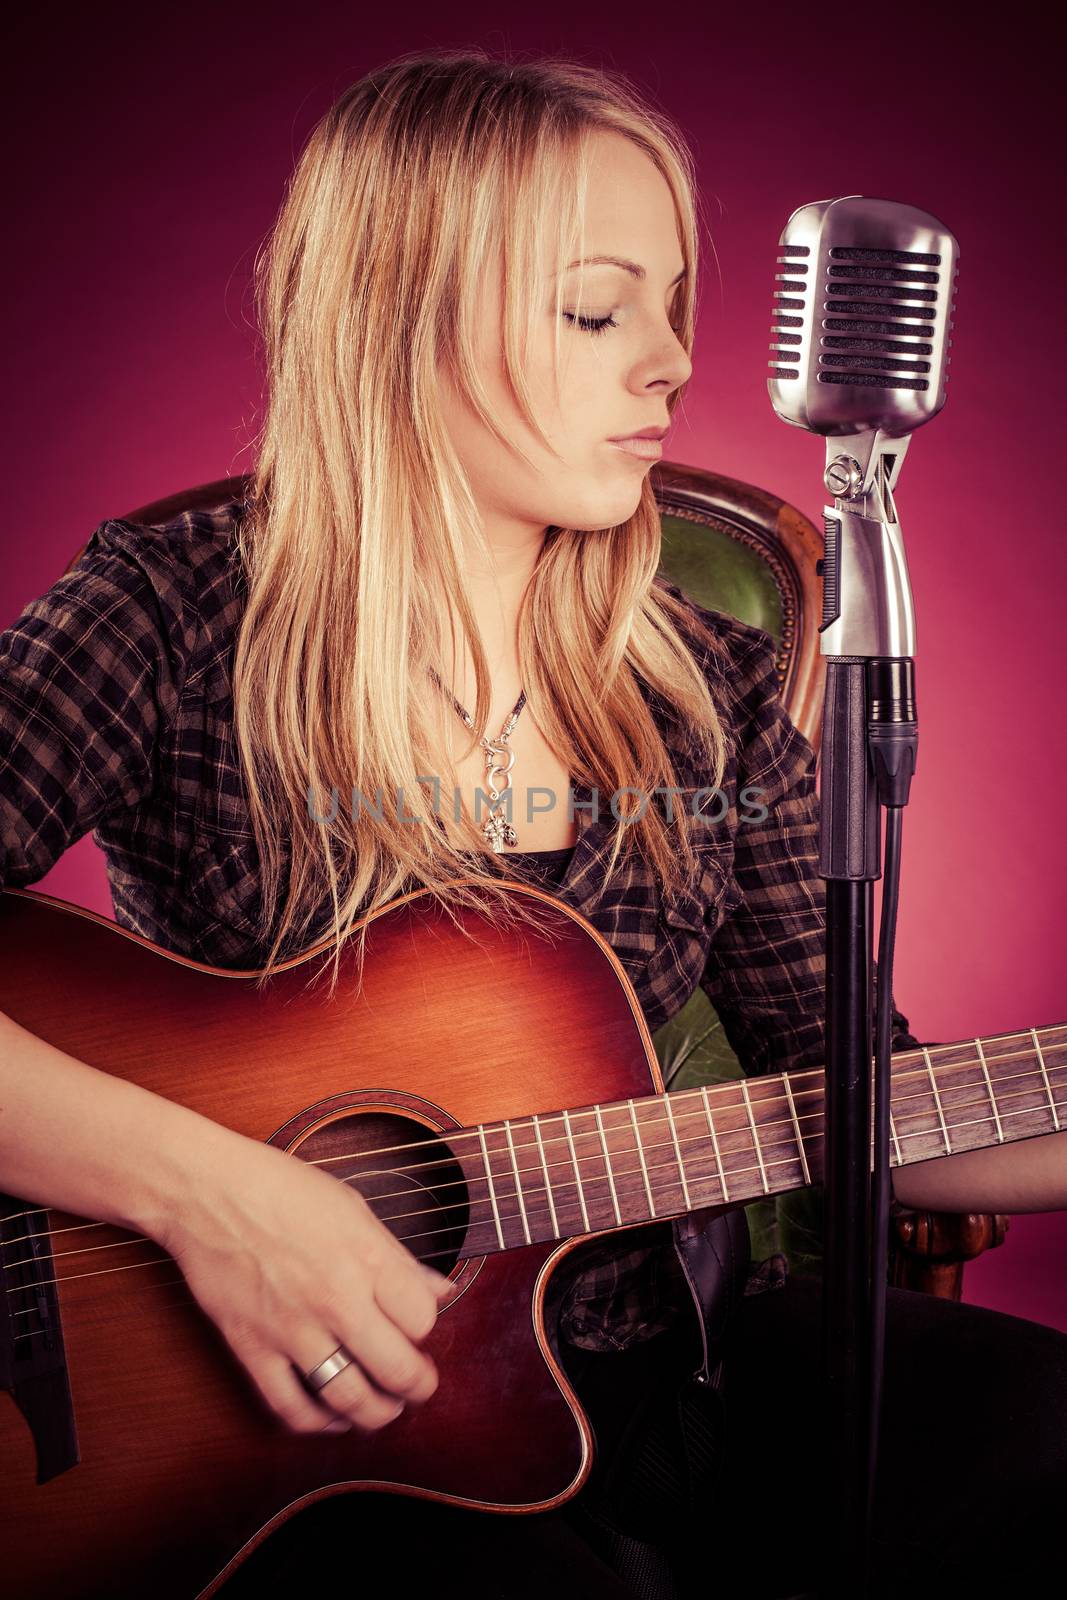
[480,735,518,849]
[483,810,518,852]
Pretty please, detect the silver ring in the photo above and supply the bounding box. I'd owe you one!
[303,1345,355,1392]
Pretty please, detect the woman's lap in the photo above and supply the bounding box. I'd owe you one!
[217,1277,1067,1598]
[705,1275,1067,1596]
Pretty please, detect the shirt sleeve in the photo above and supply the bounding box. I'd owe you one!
[0,523,187,892]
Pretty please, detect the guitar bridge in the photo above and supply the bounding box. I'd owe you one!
[0,1193,79,1482]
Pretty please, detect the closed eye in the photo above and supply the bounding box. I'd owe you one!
[562,311,618,336]
[562,311,684,339]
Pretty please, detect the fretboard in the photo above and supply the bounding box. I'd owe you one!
[442,1022,1067,1258]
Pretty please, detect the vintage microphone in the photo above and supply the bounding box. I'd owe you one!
[766,196,959,1595]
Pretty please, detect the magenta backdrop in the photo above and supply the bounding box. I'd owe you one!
[4,5,1063,1330]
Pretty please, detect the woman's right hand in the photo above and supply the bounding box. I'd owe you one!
[159,1131,454,1436]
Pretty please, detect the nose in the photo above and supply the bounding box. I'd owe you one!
[652,329,692,393]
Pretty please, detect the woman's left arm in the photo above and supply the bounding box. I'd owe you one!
[891,1131,1067,1214]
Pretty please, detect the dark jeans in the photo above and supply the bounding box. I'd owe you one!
[220,1276,1067,1598]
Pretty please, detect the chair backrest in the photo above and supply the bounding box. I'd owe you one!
[648,457,824,748]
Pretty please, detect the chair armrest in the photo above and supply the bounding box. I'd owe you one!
[889,1206,1011,1300]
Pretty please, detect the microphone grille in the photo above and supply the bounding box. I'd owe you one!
[768,198,960,436]
[819,245,943,391]
[768,244,810,382]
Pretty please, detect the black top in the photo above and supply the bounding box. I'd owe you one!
[502,843,576,889]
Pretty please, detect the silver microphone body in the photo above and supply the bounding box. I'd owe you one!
[766,196,959,658]
[768,194,958,436]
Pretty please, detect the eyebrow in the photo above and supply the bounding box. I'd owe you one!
[561,255,687,286]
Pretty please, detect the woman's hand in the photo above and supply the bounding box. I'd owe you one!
[159,1132,454,1436]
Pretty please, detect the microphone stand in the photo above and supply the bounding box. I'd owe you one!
[817,428,918,1595]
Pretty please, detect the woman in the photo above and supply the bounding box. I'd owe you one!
[1,49,1065,1598]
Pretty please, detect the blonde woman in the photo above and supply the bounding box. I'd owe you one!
[1,49,1065,1600]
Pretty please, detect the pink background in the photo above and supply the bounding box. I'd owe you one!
[4,6,1064,1329]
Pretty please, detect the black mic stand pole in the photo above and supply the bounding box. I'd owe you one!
[817,429,918,1596]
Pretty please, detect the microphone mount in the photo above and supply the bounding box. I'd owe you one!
[820,429,916,661]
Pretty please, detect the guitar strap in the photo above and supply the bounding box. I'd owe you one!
[669,1206,751,1387]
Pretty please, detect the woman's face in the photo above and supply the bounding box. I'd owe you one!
[442,129,693,550]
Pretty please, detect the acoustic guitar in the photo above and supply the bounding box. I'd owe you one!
[0,882,1063,1598]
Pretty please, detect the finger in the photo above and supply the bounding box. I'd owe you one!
[343,1184,452,1297]
[379,1224,452,1292]
[246,1351,347,1434]
[333,1300,439,1406]
[374,1259,444,1343]
[292,1332,410,1433]
[421,1262,456,1299]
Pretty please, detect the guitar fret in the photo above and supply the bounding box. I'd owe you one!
[974,1039,1004,1143]
[740,1078,770,1194]
[628,1098,657,1217]
[477,1124,506,1250]
[698,1086,729,1202]
[531,1114,560,1238]
[662,1096,691,1210]
[561,1110,590,1232]
[593,1105,623,1226]
[889,1107,903,1167]
[503,1119,531,1246]
[1031,1029,1061,1132]
[782,1073,811,1185]
[923,1047,953,1152]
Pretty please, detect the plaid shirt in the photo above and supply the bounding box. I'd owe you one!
[0,496,921,1351]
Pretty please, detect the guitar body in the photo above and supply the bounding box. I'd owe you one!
[0,884,666,1599]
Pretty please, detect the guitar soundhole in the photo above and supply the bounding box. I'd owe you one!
[293,1112,471,1275]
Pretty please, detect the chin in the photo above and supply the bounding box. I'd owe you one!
[562,485,644,534]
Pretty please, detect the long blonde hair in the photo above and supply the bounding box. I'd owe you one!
[232,47,730,992]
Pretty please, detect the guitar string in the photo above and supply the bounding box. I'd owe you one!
[6,1064,1058,1303]
[5,1073,1063,1288]
[7,1088,1064,1344]
[4,1030,1062,1241]
[2,1054,1064,1265]
[5,1086,1063,1313]
[2,1024,1062,1235]
[3,1056,1063,1267]
[6,1091,1063,1331]
[2,1054,1064,1261]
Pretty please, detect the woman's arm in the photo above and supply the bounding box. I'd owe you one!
[891,1131,1067,1213]
[0,1005,452,1433]
[0,528,448,1433]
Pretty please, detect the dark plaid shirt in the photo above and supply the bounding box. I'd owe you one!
[0,497,920,1350]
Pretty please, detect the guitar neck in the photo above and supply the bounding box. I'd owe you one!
[452,1022,1067,1258]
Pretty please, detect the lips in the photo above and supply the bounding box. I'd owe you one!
[608,437,663,460]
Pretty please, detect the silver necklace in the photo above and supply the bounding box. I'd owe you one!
[430,669,527,851]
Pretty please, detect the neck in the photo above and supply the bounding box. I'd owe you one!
[460,512,548,589]
[444,1022,1067,1259]
[456,515,548,641]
